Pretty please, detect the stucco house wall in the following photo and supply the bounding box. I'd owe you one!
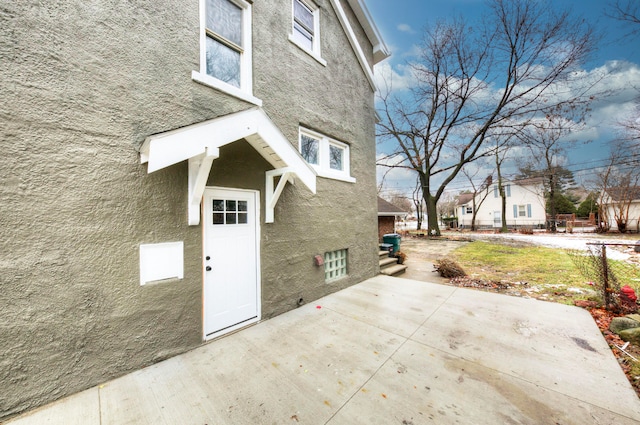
[458,181,546,228]
[0,0,387,419]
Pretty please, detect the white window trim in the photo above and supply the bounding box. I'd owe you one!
[299,127,355,183]
[194,0,262,106]
[289,0,327,66]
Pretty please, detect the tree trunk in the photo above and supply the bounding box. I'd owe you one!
[496,154,508,233]
[424,193,440,236]
[548,174,557,233]
[471,200,478,231]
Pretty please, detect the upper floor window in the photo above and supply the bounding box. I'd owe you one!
[206,0,244,88]
[299,128,354,182]
[193,0,261,105]
[289,0,326,65]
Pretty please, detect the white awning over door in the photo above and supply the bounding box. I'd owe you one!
[140,108,316,225]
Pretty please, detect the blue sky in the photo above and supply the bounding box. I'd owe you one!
[367,0,640,198]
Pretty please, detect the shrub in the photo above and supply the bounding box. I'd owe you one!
[434,258,467,278]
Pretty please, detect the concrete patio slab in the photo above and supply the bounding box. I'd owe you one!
[5,275,640,424]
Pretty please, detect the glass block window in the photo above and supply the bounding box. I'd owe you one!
[324,249,347,282]
[212,199,248,225]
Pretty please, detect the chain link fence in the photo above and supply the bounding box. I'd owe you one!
[567,243,640,312]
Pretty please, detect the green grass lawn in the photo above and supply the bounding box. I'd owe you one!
[447,240,640,305]
[449,241,585,286]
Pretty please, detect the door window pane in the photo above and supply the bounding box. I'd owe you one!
[213,199,224,211]
[213,213,224,225]
[212,198,249,225]
[226,213,237,224]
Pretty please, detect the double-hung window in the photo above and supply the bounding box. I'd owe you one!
[193,0,261,105]
[289,0,326,65]
[299,128,354,182]
[514,204,532,218]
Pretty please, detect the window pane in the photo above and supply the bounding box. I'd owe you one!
[226,213,236,224]
[213,213,224,224]
[301,134,319,165]
[206,0,242,46]
[206,38,241,87]
[238,201,247,212]
[329,145,344,170]
[294,0,314,33]
[293,24,313,50]
[213,199,224,211]
[226,200,237,211]
[238,212,248,224]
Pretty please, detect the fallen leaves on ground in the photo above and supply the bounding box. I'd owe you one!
[588,307,640,398]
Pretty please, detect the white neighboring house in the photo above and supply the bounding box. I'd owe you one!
[458,178,546,229]
[600,186,640,232]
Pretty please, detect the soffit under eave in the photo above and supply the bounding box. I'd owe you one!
[328,0,387,91]
[345,0,390,65]
[139,107,317,195]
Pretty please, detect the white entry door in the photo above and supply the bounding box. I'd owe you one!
[203,187,260,339]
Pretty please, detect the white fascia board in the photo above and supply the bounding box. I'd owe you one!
[251,109,317,194]
[345,0,390,64]
[328,0,377,91]
[139,108,316,194]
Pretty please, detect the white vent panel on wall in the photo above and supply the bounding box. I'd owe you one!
[139,242,184,285]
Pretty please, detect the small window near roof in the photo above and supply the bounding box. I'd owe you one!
[293,0,314,50]
[290,0,325,64]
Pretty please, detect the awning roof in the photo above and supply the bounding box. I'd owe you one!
[140,107,316,225]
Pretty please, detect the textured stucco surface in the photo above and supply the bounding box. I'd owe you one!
[0,0,379,419]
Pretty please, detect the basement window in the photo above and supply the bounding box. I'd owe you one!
[324,249,347,282]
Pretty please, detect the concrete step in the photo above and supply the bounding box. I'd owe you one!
[378,250,391,258]
[380,264,408,276]
[379,257,398,267]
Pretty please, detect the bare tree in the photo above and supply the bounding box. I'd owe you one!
[596,140,640,233]
[389,193,413,213]
[412,177,425,230]
[377,0,596,235]
[461,165,492,231]
[516,114,586,232]
[607,0,640,37]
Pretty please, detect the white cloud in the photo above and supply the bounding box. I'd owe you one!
[374,61,417,93]
[397,23,416,34]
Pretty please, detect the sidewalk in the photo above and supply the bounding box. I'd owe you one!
[6,275,640,424]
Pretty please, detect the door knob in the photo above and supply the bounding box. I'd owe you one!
[206,266,212,271]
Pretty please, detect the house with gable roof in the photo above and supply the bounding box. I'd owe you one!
[377,196,408,240]
[458,178,547,229]
[0,0,389,418]
[600,186,640,232]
